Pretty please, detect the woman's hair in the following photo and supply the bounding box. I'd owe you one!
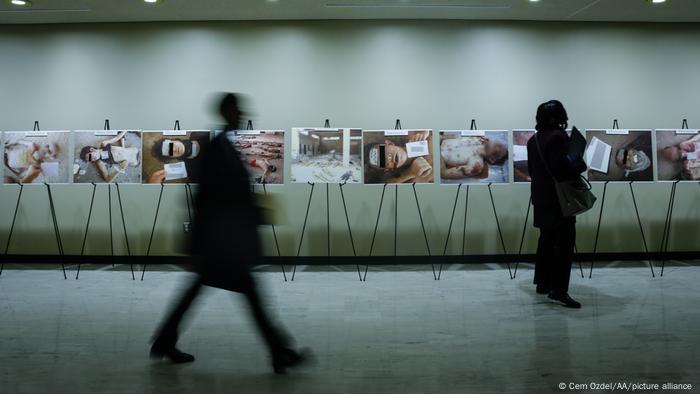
[79,146,96,161]
[535,100,568,132]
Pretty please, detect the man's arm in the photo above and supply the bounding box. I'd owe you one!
[100,131,127,147]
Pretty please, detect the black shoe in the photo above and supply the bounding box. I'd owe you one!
[536,284,550,295]
[150,344,195,364]
[271,347,313,374]
[548,292,581,308]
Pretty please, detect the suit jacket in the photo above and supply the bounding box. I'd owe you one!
[190,130,262,292]
[527,128,587,228]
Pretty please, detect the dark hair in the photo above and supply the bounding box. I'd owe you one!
[269,164,277,172]
[535,100,568,132]
[152,139,167,161]
[486,143,509,166]
[80,146,95,161]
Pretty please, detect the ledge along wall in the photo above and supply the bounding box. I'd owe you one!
[0,20,699,259]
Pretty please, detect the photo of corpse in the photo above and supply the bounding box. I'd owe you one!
[513,130,536,182]
[227,130,284,184]
[584,130,654,182]
[142,131,210,184]
[362,129,434,184]
[3,130,71,184]
[439,130,509,184]
[290,128,362,183]
[656,129,700,181]
[74,130,142,183]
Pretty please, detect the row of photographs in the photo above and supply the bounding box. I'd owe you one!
[2,128,699,185]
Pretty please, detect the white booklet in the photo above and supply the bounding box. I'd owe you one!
[585,136,611,174]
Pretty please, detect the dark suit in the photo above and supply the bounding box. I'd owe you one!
[527,128,587,293]
[153,129,288,354]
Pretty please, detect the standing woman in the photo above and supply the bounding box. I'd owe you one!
[527,100,587,308]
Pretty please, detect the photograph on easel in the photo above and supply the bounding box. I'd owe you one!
[439,130,509,184]
[141,131,210,184]
[512,129,535,182]
[73,130,142,184]
[655,129,700,181]
[584,130,654,182]
[290,128,362,183]
[227,130,284,184]
[362,129,434,184]
[3,130,71,184]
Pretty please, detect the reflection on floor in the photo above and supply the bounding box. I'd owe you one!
[0,264,698,394]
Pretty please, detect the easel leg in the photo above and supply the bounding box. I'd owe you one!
[326,183,331,259]
[143,183,165,280]
[461,185,470,256]
[412,183,435,280]
[514,194,532,279]
[488,183,511,279]
[262,183,286,282]
[574,244,583,278]
[366,184,388,281]
[115,183,134,280]
[629,182,655,278]
[660,181,679,277]
[1,184,24,277]
[394,185,398,257]
[439,184,462,280]
[338,183,360,281]
[108,184,114,267]
[589,181,609,279]
[45,183,67,280]
[292,183,315,281]
[77,183,97,280]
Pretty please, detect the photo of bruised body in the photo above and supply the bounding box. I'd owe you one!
[74,130,142,183]
[3,131,70,184]
[439,131,509,184]
[657,130,700,181]
[227,131,284,184]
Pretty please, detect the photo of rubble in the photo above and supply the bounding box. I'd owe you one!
[228,130,284,184]
[290,128,362,183]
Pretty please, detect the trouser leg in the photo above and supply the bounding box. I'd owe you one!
[152,275,204,348]
[551,220,576,294]
[534,228,555,287]
[243,281,290,354]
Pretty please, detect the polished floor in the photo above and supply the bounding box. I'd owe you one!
[0,263,698,394]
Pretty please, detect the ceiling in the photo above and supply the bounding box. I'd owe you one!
[0,0,699,24]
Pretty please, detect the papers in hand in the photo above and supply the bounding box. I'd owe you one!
[164,161,188,180]
[585,137,612,174]
[569,127,587,159]
[40,162,59,177]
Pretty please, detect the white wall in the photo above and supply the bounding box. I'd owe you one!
[1,20,699,257]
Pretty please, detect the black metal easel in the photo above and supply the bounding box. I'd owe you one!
[439,120,511,279]
[659,119,695,275]
[365,120,435,281]
[291,119,360,280]
[45,182,67,279]
[75,120,133,279]
[0,184,24,277]
[588,120,655,278]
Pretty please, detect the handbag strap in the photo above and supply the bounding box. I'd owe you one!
[533,132,559,183]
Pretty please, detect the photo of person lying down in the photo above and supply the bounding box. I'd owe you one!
[362,129,434,184]
[291,128,362,183]
[3,130,71,184]
[656,129,700,181]
[512,130,535,182]
[227,130,284,184]
[585,130,654,182]
[439,130,510,184]
[73,130,142,184]
[142,131,210,184]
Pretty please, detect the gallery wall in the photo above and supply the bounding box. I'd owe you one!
[1,20,699,258]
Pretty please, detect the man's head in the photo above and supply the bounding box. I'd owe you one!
[152,139,197,160]
[79,146,100,162]
[368,141,408,170]
[615,147,651,173]
[662,146,682,162]
[219,92,241,127]
[484,140,508,165]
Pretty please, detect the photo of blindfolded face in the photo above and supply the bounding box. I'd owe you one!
[585,130,654,182]
[4,131,71,184]
[362,130,434,184]
[142,131,210,184]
